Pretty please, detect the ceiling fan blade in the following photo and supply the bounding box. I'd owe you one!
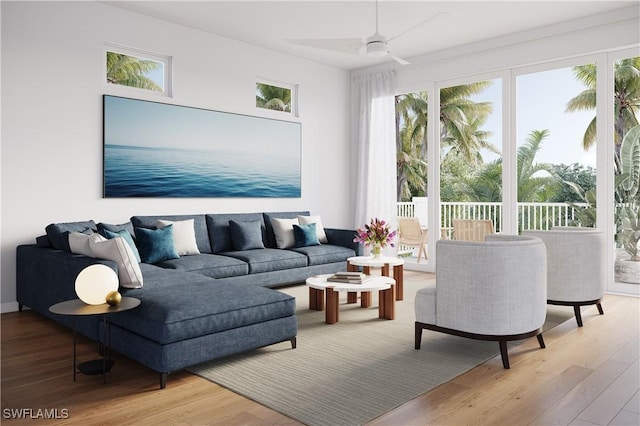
[287,38,364,55]
[389,53,410,65]
[387,11,449,42]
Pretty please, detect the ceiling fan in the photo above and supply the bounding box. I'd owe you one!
[289,0,448,65]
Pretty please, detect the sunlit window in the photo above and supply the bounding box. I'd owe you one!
[105,44,171,96]
[256,80,296,115]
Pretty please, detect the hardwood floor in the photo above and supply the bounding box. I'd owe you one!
[2,280,639,425]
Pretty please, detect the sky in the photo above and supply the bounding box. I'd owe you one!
[470,66,596,168]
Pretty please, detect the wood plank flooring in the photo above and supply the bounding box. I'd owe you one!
[2,274,639,425]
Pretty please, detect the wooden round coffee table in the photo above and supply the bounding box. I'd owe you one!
[347,255,404,301]
[306,274,395,324]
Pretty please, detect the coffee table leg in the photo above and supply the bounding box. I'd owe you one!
[381,263,390,277]
[309,287,324,311]
[379,284,396,320]
[325,286,339,324]
[361,291,372,308]
[346,261,358,303]
[394,264,404,301]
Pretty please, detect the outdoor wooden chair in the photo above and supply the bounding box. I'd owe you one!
[451,219,494,241]
[397,217,428,262]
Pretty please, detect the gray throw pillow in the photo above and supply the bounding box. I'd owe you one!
[229,220,265,251]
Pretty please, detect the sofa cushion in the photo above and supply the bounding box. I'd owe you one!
[97,221,135,240]
[103,228,141,262]
[220,248,307,273]
[156,219,201,256]
[229,219,265,251]
[291,244,355,266]
[45,220,97,252]
[270,218,298,249]
[206,213,265,253]
[115,270,296,345]
[156,254,249,279]
[293,223,320,247]
[263,211,310,248]
[298,215,328,243]
[135,225,180,264]
[131,215,212,254]
[68,231,96,257]
[88,233,144,288]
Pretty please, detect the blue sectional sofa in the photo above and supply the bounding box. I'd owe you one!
[16,211,360,388]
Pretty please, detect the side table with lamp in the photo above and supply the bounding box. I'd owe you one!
[48,264,140,384]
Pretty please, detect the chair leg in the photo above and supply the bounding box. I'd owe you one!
[573,305,583,327]
[499,340,510,369]
[415,324,422,349]
[536,333,546,349]
[597,303,604,315]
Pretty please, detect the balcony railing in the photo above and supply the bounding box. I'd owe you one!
[397,200,588,233]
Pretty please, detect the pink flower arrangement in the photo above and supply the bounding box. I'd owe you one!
[353,218,397,248]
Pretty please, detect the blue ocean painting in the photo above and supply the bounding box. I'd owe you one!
[103,96,301,198]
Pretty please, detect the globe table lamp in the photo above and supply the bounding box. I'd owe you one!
[75,264,119,305]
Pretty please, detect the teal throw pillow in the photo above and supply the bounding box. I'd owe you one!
[229,220,265,250]
[134,225,180,264]
[293,223,320,247]
[103,228,141,263]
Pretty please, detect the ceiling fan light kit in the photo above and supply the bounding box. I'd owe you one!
[366,35,388,57]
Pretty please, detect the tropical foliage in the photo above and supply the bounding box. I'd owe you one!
[395,57,639,233]
[106,52,162,91]
[395,81,499,201]
[619,201,640,260]
[256,83,291,112]
[566,58,640,150]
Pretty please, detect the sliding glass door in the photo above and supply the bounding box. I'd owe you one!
[515,64,597,231]
[439,78,503,236]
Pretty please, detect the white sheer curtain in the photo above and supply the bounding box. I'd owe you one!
[352,70,397,254]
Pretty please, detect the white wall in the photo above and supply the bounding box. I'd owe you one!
[0,1,352,311]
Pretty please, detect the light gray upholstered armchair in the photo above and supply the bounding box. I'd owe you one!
[415,234,547,369]
[523,227,606,327]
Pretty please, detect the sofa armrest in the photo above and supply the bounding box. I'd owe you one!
[17,244,118,314]
[324,228,363,255]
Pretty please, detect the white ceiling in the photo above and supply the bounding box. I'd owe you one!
[105,1,639,70]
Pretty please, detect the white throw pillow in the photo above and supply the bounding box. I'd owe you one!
[298,215,328,243]
[271,218,299,249]
[155,219,200,255]
[69,232,97,257]
[88,233,143,289]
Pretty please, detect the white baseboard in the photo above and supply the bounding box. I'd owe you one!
[1,301,21,313]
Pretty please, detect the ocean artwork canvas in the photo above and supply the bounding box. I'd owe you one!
[103,95,301,198]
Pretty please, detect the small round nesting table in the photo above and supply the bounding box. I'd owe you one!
[306,274,395,324]
[49,297,140,384]
[347,255,404,301]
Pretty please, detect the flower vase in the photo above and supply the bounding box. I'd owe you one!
[371,243,382,259]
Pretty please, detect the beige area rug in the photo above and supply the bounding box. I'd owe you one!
[189,272,573,426]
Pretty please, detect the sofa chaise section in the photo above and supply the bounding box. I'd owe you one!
[110,265,297,388]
